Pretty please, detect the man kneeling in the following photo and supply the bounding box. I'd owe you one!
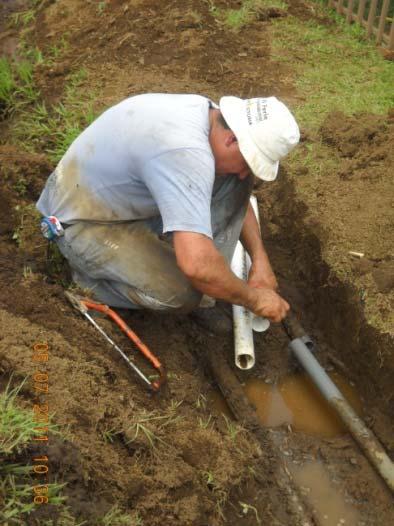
[37,93,299,331]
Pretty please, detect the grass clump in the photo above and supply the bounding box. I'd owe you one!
[36,510,87,526]
[0,58,15,113]
[2,37,96,163]
[0,379,68,525]
[99,506,143,526]
[215,0,288,30]
[0,57,39,117]
[12,68,97,163]
[97,1,109,15]
[1,1,44,116]
[223,415,242,442]
[12,204,41,249]
[201,470,228,521]
[239,501,261,524]
[9,8,36,29]
[8,0,44,29]
[0,380,58,455]
[124,401,182,450]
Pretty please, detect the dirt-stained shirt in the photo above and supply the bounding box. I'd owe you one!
[36,93,216,238]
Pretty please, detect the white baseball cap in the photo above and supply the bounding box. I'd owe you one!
[219,96,300,181]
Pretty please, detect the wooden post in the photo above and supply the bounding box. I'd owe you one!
[357,0,367,24]
[389,16,394,51]
[367,0,379,38]
[337,0,344,15]
[347,0,355,23]
[376,0,390,45]
[328,0,335,8]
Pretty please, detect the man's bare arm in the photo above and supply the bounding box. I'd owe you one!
[240,202,278,290]
[173,231,289,322]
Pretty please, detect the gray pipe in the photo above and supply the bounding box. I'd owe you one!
[289,337,394,494]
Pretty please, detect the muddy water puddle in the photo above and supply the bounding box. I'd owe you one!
[290,461,359,525]
[209,374,363,525]
[243,372,362,437]
[210,372,362,438]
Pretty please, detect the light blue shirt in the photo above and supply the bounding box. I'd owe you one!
[37,93,216,237]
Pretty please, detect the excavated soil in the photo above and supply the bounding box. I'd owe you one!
[0,0,393,525]
[256,110,394,445]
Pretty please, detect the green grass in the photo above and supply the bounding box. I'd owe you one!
[223,415,241,441]
[0,57,39,117]
[37,505,141,526]
[266,0,394,193]
[9,8,36,28]
[124,401,182,450]
[48,37,69,60]
[201,470,228,521]
[37,510,87,526]
[0,58,15,112]
[198,414,213,429]
[101,427,120,444]
[99,506,143,526]
[2,36,96,163]
[8,0,45,29]
[0,379,59,455]
[270,9,394,130]
[239,501,261,524]
[0,471,36,523]
[12,68,97,162]
[0,379,70,525]
[214,0,288,30]
[224,3,254,29]
[97,1,108,15]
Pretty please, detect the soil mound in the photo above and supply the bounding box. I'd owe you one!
[0,145,52,198]
[30,0,295,107]
[319,111,394,299]
[320,110,394,181]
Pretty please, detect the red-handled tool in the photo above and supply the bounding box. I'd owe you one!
[65,292,165,391]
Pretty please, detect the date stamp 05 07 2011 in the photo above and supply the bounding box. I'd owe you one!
[31,342,50,505]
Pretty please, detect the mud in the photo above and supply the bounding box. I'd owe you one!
[0,0,393,524]
[289,461,360,525]
[243,372,363,437]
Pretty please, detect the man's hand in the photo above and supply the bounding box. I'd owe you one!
[174,231,289,323]
[247,263,289,322]
[248,286,289,322]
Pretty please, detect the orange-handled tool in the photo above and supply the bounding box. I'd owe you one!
[65,292,165,391]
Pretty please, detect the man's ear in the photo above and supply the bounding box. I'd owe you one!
[224,132,238,147]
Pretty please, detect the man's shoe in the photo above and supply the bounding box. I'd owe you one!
[190,305,233,335]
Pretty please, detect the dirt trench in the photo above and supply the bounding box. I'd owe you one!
[0,0,393,525]
[256,110,394,447]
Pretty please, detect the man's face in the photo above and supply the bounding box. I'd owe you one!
[215,142,251,180]
[210,113,253,180]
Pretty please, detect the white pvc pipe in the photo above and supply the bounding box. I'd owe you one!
[231,196,270,370]
[232,240,255,369]
[248,196,270,333]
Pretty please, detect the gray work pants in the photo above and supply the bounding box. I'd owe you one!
[56,175,253,311]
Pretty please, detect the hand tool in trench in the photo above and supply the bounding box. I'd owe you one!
[65,292,166,392]
[283,311,394,494]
